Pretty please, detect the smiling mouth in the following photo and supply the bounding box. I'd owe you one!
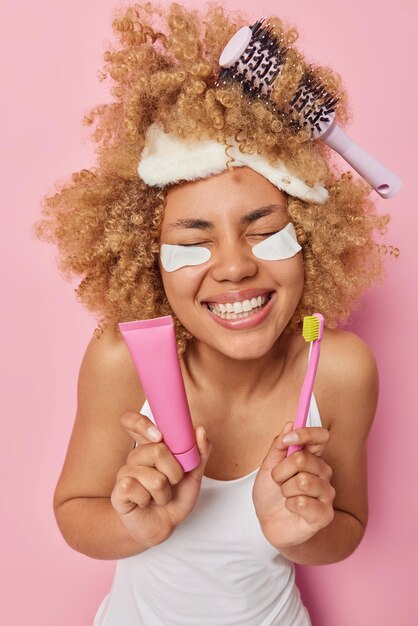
[202,292,274,320]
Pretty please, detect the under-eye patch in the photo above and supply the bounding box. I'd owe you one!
[159,222,301,271]
[160,243,211,272]
[252,222,301,260]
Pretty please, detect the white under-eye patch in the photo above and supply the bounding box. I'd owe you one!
[159,222,301,271]
[160,243,211,272]
[252,222,301,260]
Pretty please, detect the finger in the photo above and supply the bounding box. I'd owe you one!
[272,451,333,485]
[284,426,330,457]
[127,441,184,486]
[120,411,163,444]
[280,472,336,504]
[187,426,212,481]
[285,495,335,529]
[111,476,152,514]
[125,466,173,506]
[258,421,295,473]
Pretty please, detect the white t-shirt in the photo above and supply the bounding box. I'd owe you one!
[94,395,322,625]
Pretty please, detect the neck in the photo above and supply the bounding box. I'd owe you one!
[182,334,291,406]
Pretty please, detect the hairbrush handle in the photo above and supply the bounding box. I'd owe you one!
[321,123,403,198]
[287,339,321,456]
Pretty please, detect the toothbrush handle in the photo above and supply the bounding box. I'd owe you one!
[287,341,321,456]
[321,123,403,199]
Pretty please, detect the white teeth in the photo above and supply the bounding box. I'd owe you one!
[206,293,272,320]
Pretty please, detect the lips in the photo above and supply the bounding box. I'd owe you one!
[202,291,276,330]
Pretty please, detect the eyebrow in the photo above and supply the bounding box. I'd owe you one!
[166,204,286,231]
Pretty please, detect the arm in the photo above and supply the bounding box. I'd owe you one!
[278,508,365,565]
[53,324,147,559]
[54,497,149,560]
[280,330,379,565]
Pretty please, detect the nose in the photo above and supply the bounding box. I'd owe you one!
[209,239,258,283]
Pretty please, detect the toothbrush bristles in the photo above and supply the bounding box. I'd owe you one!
[302,316,321,342]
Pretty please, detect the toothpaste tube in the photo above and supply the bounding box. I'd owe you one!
[118,316,200,472]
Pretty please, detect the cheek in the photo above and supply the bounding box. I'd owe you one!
[268,254,304,289]
[159,261,207,301]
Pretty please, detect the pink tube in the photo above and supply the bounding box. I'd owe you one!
[118,315,200,472]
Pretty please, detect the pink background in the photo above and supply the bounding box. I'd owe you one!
[1,0,416,624]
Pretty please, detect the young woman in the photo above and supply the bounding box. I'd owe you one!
[34,3,390,624]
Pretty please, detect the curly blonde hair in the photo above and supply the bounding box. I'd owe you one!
[33,1,391,355]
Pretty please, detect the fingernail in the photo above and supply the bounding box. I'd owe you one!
[147,426,162,441]
[283,432,299,444]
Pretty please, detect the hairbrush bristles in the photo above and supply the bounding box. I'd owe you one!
[217,19,288,99]
[218,20,403,198]
[217,22,339,135]
[287,70,339,138]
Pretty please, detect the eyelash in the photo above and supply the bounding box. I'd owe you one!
[180,231,280,247]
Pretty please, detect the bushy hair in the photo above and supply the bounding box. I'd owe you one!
[33,1,390,354]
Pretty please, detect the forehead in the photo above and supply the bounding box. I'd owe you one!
[162,167,288,225]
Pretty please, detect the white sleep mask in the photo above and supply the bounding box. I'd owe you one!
[159,222,301,272]
[138,123,329,204]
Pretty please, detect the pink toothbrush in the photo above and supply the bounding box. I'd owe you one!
[287,313,325,456]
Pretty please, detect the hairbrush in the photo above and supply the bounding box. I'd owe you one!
[217,19,402,199]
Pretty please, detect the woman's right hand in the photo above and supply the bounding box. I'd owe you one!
[111,412,212,548]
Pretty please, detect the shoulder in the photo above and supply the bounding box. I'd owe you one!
[80,324,128,382]
[316,328,379,436]
[78,323,145,412]
[320,328,378,387]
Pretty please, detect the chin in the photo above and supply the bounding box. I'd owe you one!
[211,335,277,361]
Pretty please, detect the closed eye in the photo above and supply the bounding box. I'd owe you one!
[249,231,281,238]
[177,242,211,247]
[178,231,282,246]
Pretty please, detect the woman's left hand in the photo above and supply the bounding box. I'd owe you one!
[252,421,336,549]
